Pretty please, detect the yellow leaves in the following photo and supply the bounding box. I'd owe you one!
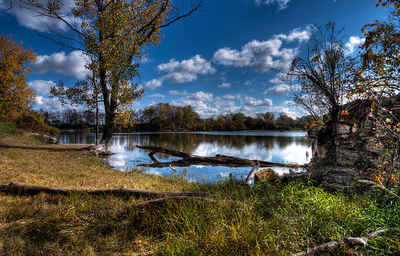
[0,34,36,121]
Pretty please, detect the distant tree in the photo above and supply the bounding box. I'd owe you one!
[276,113,295,130]
[0,34,36,121]
[263,112,275,129]
[289,22,354,123]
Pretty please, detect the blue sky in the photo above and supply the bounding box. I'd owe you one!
[0,0,390,118]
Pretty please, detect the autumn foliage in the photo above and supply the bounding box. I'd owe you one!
[0,34,36,121]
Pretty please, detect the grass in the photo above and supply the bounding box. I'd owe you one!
[0,126,399,255]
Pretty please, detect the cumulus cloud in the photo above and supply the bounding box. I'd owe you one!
[222,94,240,100]
[28,80,55,97]
[145,55,216,89]
[255,0,291,10]
[213,27,312,72]
[345,36,365,55]
[31,51,89,79]
[148,93,165,98]
[145,79,163,90]
[28,80,82,112]
[1,0,79,32]
[265,84,300,95]
[169,90,188,96]
[170,91,301,118]
[218,82,231,88]
[188,91,213,102]
[244,96,273,107]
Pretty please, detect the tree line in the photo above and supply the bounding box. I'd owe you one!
[39,103,313,131]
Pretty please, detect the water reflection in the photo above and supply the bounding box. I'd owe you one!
[59,131,311,182]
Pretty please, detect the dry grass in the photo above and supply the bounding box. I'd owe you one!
[0,133,193,192]
[0,131,398,255]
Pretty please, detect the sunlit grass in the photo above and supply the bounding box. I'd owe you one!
[0,132,399,255]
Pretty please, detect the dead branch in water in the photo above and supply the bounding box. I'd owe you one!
[136,145,305,168]
[0,183,205,198]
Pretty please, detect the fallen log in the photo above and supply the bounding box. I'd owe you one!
[292,229,387,256]
[136,145,304,168]
[0,182,205,198]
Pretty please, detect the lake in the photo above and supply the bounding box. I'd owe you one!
[59,131,311,183]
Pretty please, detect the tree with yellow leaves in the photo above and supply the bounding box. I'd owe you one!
[0,34,36,121]
[16,0,201,146]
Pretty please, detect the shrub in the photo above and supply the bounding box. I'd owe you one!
[0,122,16,135]
[16,112,60,136]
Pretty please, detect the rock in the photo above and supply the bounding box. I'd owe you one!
[87,144,113,157]
[254,168,278,183]
[31,133,58,144]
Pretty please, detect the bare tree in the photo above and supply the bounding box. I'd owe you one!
[289,22,354,123]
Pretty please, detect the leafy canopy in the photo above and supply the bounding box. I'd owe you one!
[0,34,36,121]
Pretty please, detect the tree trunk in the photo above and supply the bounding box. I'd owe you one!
[101,110,114,147]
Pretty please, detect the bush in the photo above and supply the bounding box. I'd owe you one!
[0,122,16,135]
[16,112,60,136]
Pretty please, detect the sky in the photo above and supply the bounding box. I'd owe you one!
[0,0,391,118]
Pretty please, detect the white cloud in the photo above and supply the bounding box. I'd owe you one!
[213,27,312,72]
[148,93,165,98]
[222,94,240,100]
[276,26,314,42]
[169,90,188,96]
[218,82,231,88]
[255,0,291,10]
[145,55,216,89]
[188,91,213,102]
[265,84,300,95]
[28,80,55,97]
[145,79,163,90]
[31,51,89,79]
[28,79,86,112]
[345,36,365,55]
[265,84,291,95]
[245,96,273,107]
[1,0,79,32]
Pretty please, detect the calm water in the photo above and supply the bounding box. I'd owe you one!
[59,131,311,182]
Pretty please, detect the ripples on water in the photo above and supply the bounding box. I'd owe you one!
[59,131,311,183]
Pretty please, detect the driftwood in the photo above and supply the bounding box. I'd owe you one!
[246,163,260,187]
[0,219,35,230]
[137,145,304,168]
[293,229,387,256]
[0,182,204,198]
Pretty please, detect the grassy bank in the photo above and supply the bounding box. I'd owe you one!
[0,127,399,255]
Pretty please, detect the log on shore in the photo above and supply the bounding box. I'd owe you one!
[136,145,305,168]
[292,229,387,256]
[0,182,205,198]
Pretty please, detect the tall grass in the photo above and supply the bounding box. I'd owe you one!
[0,133,398,255]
